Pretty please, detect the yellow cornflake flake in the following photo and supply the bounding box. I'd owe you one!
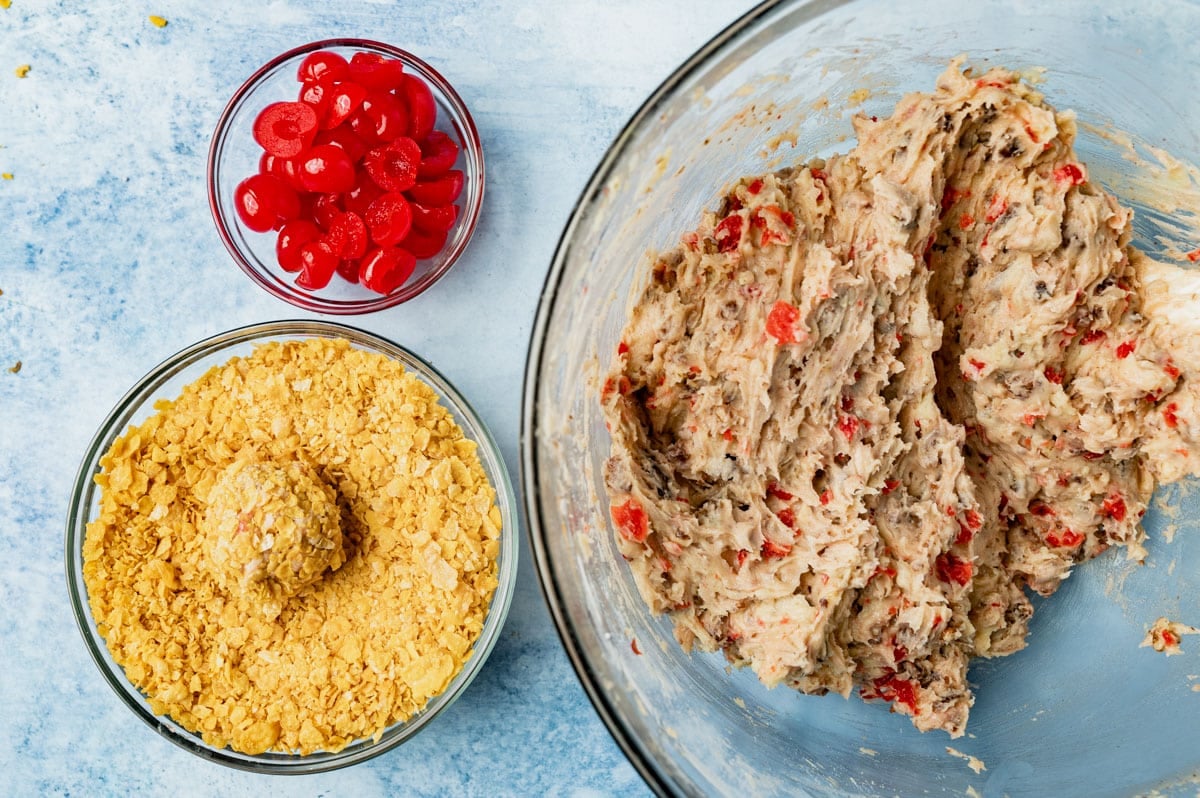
[148,14,168,27]
[1,173,11,180]
[0,1,11,9]
[82,338,502,756]
[8,361,21,374]
[14,64,30,78]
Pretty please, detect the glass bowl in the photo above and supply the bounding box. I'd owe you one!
[522,0,1200,795]
[66,320,518,773]
[208,39,485,314]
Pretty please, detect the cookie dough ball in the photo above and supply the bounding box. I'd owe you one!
[203,459,345,616]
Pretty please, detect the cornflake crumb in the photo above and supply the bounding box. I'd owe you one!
[14,64,29,78]
[1141,617,1200,655]
[148,14,168,27]
[0,1,10,9]
[8,360,20,374]
[82,338,503,755]
[946,746,987,774]
[1,173,12,180]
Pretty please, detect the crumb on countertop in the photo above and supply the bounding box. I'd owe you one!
[0,1,11,9]
[1141,617,1200,655]
[8,361,21,374]
[946,746,987,774]
[148,14,168,27]
[2,173,13,180]
[14,64,30,78]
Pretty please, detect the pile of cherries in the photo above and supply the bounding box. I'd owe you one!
[233,50,464,295]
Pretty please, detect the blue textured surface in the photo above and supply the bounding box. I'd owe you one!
[0,1,752,795]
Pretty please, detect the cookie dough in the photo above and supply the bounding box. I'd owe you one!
[203,458,345,619]
[1141,617,1199,655]
[602,60,1200,736]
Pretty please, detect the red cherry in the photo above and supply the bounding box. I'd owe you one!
[401,226,447,259]
[252,101,318,158]
[347,52,406,91]
[295,239,339,289]
[402,75,437,141]
[275,219,322,272]
[363,137,422,193]
[410,201,458,233]
[335,258,361,284]
[343,172,383,217]
[417,131,458,178]
[259,152,303,190]
[298,79,333,117]
[360,246,416,294]
[405,170,463,206]
[307,192,343,230]
[326,211,369,260]
[298,144,356,193]
[365,192,413,247]
[355,91,410,142]
[271,186,301,224]
[234,173,299,232]
[313,126,368,164]
[298,51,349,84]
[321,80,367,130]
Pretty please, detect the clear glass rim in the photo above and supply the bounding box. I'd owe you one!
[206,39,486,315]
[66,319,519,774]
[519,1,803,794]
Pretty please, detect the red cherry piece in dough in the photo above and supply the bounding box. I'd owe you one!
[347,52,406,91]
[417,131,459,178]
[275,219,322,272]
[298,50,349,84]
[326,211,369,260]
[343,171,383,217]
[234,173,298,232]
[295,239,339,289]
[298,144,356,193]
[313,126,368,164]
[365,193,413,247]
[401,226,447,259]
[402,74,437,141]
[405,170,463,206]
[321,80,367,130]
[356,91,410,142]
[360,247,416,294]
[253,101,318,158]
[363,137,422,193]
[410,201,458,233]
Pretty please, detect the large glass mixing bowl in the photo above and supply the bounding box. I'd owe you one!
[522,1,1200,795]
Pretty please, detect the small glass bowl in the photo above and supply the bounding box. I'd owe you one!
[66,321,518,773]
[208,40,485,314]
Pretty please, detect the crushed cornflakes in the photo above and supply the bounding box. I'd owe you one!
[82,338,503,755]
[148,14,168,27]
[14,64,29,78]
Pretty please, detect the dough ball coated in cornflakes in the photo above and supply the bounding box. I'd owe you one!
[203,458,344,616]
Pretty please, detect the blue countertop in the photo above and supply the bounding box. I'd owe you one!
[0,1,753,794]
